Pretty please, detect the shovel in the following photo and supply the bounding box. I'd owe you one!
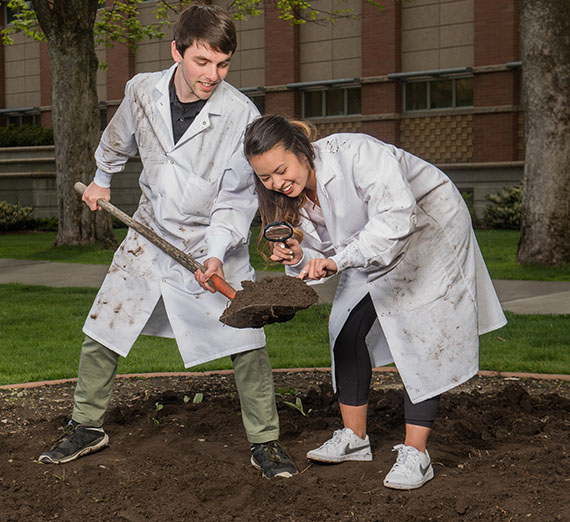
[74,182,317,328]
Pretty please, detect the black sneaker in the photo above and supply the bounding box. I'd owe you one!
[38,421,109,464]
[250,440,298,479]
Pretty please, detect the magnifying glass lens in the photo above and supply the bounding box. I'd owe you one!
[263,221,294,242]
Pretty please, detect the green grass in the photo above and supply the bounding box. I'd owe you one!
[474,230,570,281]
[0,283,568,385]
[1,228,569,279]
[0,229,128,264]
[0,227,284,272]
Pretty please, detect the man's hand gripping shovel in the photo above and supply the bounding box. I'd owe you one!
[74,182,317,328]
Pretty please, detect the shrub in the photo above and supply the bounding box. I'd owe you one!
[461,190,481,228]
[483,185,523,230]
[0,200,34,232]
[0,125,54,147]
[0,201,59,232]
[28,216,58,232]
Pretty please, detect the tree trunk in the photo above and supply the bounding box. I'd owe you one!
[32,0,116,248]
[518,0,570,266]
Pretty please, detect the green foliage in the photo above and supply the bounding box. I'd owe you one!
[2,0,374,52]
[231,0,359,23]
[1,0,43,44]
[152,401,164,425]
[283,396,312,416]
[0,201,58,233]
[0,125,54,147]
[0,201,33,232]
[461,190,481,228]
[483,186,523,230]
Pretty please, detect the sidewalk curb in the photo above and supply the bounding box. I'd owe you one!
[1,367,568,390]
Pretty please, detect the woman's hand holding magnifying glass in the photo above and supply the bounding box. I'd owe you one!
[269,238,302,265]
[263,221,303,266]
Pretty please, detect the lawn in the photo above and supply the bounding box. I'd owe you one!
[0,283,568,386]
[1,227,569,385]
[2,228,570,280]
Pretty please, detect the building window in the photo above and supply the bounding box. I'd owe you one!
[239,88,265,115]
[7,113,38,126]
[302,86,361,118]
[0,107,40,127]
[247,94,265,114]
[404,77,473,112]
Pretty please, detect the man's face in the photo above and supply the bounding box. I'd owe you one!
[171,40,232,103]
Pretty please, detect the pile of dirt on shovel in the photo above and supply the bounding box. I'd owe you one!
[220,275,319,328]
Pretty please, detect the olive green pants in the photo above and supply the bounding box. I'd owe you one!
[72,336,279,444]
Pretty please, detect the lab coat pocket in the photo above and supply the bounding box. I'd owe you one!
[178,175,217,223]
[386,229,451,312]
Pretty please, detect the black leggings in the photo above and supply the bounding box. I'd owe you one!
[333,293,440,428]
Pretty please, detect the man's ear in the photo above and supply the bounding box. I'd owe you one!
[171,40,182,63]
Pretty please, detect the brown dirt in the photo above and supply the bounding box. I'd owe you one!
[220,276,319,328]
[1,371,569,522]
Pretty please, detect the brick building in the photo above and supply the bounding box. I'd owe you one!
[0,0,523,217]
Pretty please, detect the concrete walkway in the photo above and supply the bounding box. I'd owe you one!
[2,258,570,314]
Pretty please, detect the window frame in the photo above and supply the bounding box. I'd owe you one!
[301,84,361,119]
[403,75,474,113]
[402,74,474,113]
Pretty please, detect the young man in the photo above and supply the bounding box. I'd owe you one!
[38,5,297,480]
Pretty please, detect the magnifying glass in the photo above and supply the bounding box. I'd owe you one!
[263,221,294,244]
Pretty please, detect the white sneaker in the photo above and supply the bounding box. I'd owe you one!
[383,444,434,490]
[306,428,372,463]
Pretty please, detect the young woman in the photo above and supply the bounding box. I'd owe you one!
[244,114,507,490]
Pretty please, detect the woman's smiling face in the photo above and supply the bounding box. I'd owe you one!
[249,145,314,197]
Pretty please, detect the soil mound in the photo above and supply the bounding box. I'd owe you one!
[220,276,319,328]
[1,371,568,521]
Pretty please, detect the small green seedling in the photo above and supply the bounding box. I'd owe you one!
[283,397,312,417]
[183,393,203,404]
[152,401,164,425]
[53,469,69,485]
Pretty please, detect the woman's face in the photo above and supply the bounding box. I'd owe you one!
[249,146,314,197]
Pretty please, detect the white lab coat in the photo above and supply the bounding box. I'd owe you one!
[285,134,507,403]
[83,64,265,367]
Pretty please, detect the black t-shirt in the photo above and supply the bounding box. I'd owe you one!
[169,72,207,144]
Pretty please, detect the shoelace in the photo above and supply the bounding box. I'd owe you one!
[391,444,420,470]
[257,441,288,463]
[49,423,77,449]
[320,429,349,448]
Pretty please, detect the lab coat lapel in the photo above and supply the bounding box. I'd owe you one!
[149,64,176,153]
[312,155,335,232]
[172,80,225,150]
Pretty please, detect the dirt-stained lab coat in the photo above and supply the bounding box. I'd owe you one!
[83,64,265,367]
[285,134,507,403]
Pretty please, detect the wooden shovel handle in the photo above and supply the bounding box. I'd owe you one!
[207,274,236,300]
[74,181,237,300]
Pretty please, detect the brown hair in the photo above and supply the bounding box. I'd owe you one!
[174,4,237,56]
[244,114,318,262]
